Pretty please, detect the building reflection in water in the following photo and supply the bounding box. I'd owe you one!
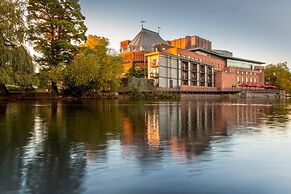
[145,108,160,148]
[138,100,274,161]
[0,99,289,193]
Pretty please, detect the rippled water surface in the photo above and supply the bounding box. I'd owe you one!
[0,98,291,194]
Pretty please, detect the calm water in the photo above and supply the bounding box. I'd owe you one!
[0,97,291,194]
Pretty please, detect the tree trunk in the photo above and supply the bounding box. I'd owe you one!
[51,81,59,95]
[0,83,9,96]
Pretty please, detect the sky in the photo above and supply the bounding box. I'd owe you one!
[80,0,291,66]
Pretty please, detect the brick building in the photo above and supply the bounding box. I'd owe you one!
[169,35,212,50]
[121,27,265,89]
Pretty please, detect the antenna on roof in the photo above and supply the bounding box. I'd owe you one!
[140,18,146,29]
[157,26,161,34]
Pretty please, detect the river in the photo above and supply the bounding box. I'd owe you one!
[0,97,290,194]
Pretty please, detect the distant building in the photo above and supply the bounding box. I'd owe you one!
[120,26,265,89]
[169,35,212,50]
[188,48,265,89]
[120,28,169,74]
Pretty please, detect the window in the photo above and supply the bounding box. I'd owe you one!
[181,61,188,71]
[181,71,188,80]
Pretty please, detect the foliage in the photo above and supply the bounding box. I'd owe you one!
[63,35,123,95]
[129,86,143,99]
[0,0,35,90]
[126,67,147,78]
[27,0,87,67]
[128,86,180,100]
[0,66,12,84]
[37,65,64,89]
[265,62,291,93]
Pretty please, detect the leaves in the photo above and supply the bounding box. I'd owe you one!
[126,67,147,78]
[63,35,123,93]
[27,0,87,67]
[265,62,291,93]
[0,0,35,89]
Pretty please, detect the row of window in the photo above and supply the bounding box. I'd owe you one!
[237,76,258,84]
[177,55,221,69]
[181,62,213,73]
[236,70,257,76]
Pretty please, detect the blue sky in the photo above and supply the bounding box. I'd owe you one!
[80,0,291,66]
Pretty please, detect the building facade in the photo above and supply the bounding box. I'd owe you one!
[189,48,265,89]
[146,48,216,88]
[121,27,265,90]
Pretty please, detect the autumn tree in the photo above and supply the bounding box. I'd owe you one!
[0,0,35,95]
[265,62,291,93]
[63,35,123,96]
[27,0,87,93]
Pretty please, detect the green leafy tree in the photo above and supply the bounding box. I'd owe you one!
[27,0,87,93]
[63,35,123,96]
[0,0,35,95]
[126,67,147,78]
[265,62,291,93]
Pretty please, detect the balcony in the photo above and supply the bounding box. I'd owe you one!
[150,72,159,78]
[181,76,188,81]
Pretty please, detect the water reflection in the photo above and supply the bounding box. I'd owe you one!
[0,98,290,194]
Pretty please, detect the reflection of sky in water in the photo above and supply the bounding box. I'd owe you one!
[0,99,290,194]
[20,116,47,192]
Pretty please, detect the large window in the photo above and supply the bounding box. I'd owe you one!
[227,59,258,69]
[181,71,188,80]
[181,61,188,71]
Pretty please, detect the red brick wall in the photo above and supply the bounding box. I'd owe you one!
[215,67,265,89]
[169,36,212,50]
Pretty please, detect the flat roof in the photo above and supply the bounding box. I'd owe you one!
[189,48,265,64]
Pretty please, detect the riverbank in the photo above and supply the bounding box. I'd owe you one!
[0,91,180,101]
[0,89,287,101]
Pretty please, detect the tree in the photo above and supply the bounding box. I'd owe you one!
[265,62,291,93]
[0,0,34,95]
[27,0,87,93]
[63,35,123,96]
[126,67,147,78]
